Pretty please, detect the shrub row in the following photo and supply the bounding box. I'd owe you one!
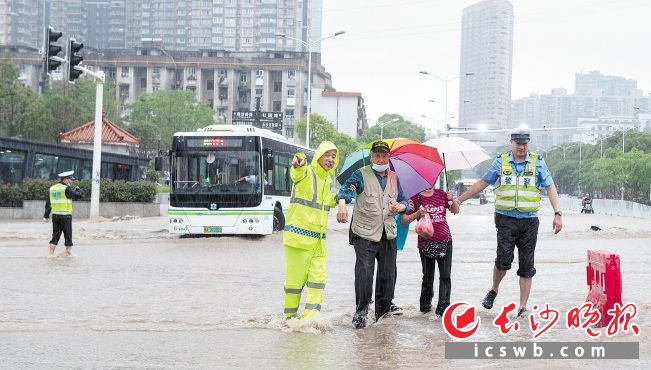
[0,179,157,207]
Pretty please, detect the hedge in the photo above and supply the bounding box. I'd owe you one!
[0,179,157,207]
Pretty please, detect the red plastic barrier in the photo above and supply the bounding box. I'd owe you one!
[586,250,622,327]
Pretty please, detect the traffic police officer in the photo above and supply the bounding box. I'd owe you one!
[454,128,563,318]
[44,171,82,256]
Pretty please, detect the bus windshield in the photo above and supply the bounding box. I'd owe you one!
[172,136,262,196]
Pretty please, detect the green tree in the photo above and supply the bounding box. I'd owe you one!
[127,90,215,150]
[358,113,425,143]
[295,113,361,165]
[72,78,120,123]
[39,92,85,143]
[0,64,42,138]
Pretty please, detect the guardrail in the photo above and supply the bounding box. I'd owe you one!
[559,198,651,219]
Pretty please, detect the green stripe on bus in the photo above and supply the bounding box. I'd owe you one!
[168,211,274,216]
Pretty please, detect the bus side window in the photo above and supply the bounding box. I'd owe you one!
[284,167,290,192]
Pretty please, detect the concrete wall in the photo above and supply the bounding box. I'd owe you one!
[559,198,651,219]
[0,200,160,219]
[311,91,359,139]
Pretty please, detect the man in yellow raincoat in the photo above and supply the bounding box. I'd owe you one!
[283,141,339,320]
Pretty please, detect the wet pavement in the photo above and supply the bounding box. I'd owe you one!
[0,204,649,368]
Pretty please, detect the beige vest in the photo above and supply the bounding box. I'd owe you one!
[352,166,398,242]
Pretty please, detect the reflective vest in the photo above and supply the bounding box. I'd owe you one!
[283,166,335,250]
[495,152,541,212]
[49,183,73,215]
[351,166,398,242]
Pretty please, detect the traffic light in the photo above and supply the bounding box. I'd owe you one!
[45,27,63,73]
[68,38,84,82]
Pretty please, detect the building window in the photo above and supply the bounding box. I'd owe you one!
[273,82,282,92]
[256,70,264,77]
[218,68,227,77]
[240,72,247,82]
[287,89,295,98]
[207,80,214,90]
[288,69,296,79]
[273,101,281,111]
[239,90,248,102]
[285,109,294,117]
[34,154,59,180]
[0,149,26,184]
[255,88,263,96]
[140,78,147,89]
[219,87,228,100]
[121,66,129,77]
[152,67,160,78]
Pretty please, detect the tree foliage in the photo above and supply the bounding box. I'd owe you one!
[358,113,425,143]
[295,113,361,164]
[546,132,651,200]
[0,65,123,143]
[127,89,216,150]
[0,64,43,138]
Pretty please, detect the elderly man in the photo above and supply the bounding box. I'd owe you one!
[44,171,82,256]
[454,128,563,318]
[337,140,410,329]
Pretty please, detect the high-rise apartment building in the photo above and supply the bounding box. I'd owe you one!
[1,0,44,48]
[458,0,514,136]
[575,70,637,96]
[49,0,85,42]
[1,0,322,52]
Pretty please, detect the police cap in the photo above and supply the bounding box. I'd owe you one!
[510,127,531,144]
[58,170,75,180]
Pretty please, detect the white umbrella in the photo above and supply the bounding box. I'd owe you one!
[424,136,492,189]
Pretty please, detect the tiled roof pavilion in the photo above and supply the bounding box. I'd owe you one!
[59,111,140,146]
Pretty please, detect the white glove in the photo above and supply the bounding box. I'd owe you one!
[43,218,49,222]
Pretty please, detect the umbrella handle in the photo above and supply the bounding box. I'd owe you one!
[443,153,448,191]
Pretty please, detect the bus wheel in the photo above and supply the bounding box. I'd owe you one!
[273,207,285,231]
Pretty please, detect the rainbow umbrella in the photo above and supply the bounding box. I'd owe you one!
[390,143,445,198]
[337,140,445,199]
[337,138,417,184]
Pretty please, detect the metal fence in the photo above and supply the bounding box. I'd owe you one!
[559,198,651,219]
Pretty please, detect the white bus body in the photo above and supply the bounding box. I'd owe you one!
[165,125,313,236]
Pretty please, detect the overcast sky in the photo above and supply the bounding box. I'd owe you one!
[319,0,651,132]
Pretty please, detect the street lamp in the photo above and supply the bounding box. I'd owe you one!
[378,117,400,140]
[148,44,179,89]
[276,30,345,148]
[419,71,474,132]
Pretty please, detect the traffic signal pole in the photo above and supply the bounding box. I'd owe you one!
[73,65,105,219]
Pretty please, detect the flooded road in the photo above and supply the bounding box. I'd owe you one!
[1,205,649,368]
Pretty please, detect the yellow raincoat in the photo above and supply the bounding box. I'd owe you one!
[283,141,339,319]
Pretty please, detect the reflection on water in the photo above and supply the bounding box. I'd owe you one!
[0,212,650,368]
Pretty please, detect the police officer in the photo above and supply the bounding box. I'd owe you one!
[454,128,563,318]
[44,171,82,256]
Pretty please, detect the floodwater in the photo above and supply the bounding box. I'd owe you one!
[0,204,649,369]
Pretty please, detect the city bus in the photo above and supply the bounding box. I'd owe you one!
[155,125,314,236]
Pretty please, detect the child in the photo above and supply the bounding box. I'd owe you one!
[401,186,459,316]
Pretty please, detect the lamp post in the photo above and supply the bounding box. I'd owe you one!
[276,30,345,148]
[419,71,474,132]
[378,117,400,140]
[153,47,179,89]
[563,144,577,161]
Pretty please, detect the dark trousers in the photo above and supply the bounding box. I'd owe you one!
[419,240,452,312]
[50,214,73,247]
[353,231,397,321]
